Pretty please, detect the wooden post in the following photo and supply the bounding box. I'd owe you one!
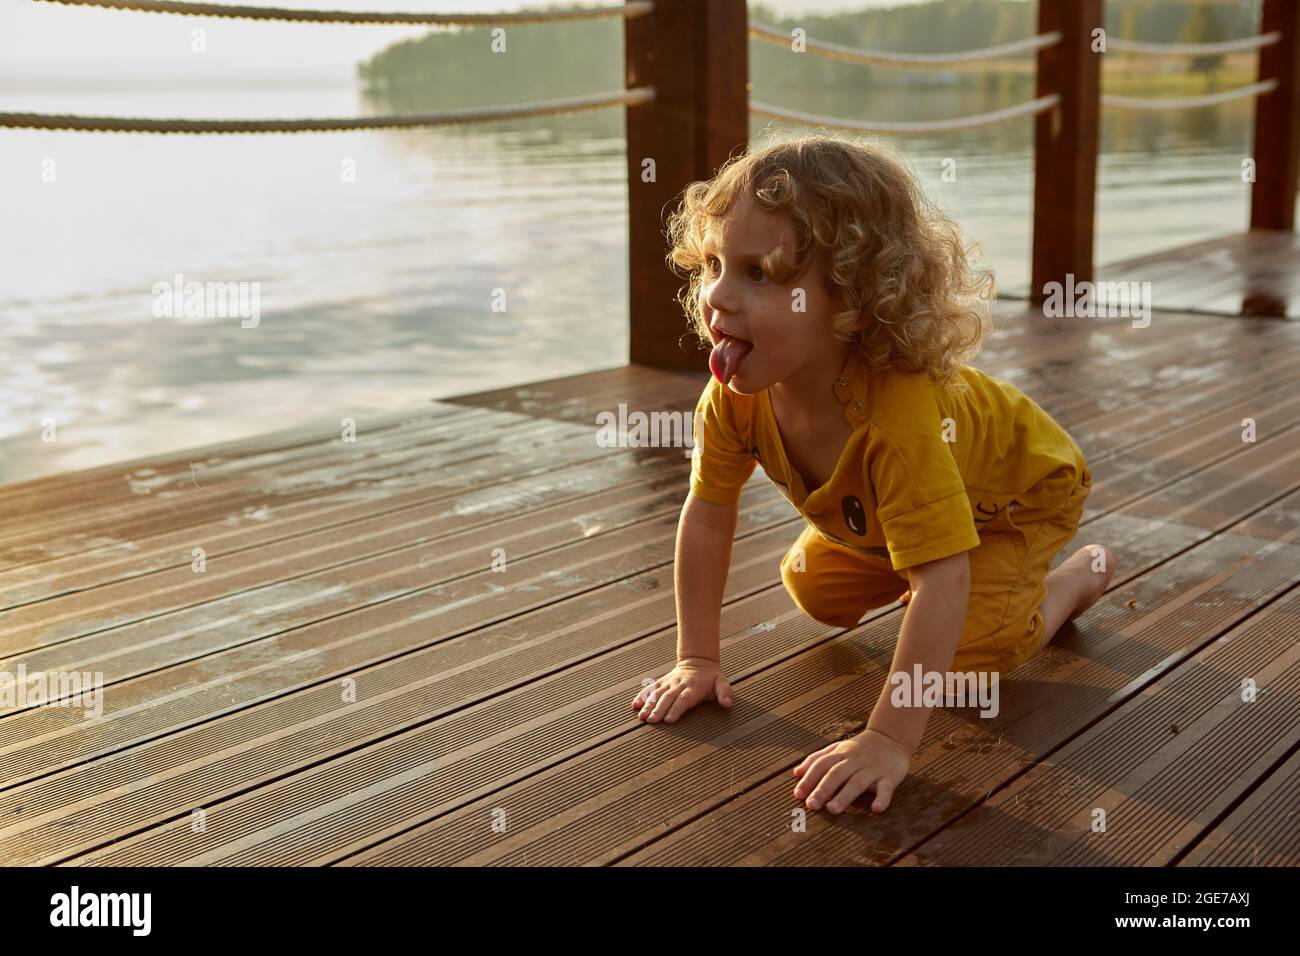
[624,0,749,372]
[1249,0,1300,232]
[1030,0,1102,302]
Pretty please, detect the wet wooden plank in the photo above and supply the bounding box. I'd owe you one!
[0,373,701,594]
[1177,746,1300,866]
[0,363,663,510]
[6,507,803,865]
[1096,230,1300,319]
[342,450,1300,866]
[893,589,1300,866]
[45,394,1298,865]
[0,304,1296,867]
[0,367,689,558]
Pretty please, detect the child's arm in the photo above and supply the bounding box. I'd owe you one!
[867,550,970,753]
[792,550,970,814]
[632,491,739,722]
[673,491,740,663]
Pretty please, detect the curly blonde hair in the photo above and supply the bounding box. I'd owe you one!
[665,133,996,385]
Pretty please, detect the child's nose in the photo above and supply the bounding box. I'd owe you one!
[704,286,740,323]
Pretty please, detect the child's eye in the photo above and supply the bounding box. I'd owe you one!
[703,257,765,282]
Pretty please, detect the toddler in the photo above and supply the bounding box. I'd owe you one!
[630,134,1116,817]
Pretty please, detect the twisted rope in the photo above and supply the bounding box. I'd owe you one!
[0,88,655,133]
[749,19,1060,69]
[1106,32,1280,56]
[30,0,653,25]
[1102,79,1277,111]
[751,94,1060,135]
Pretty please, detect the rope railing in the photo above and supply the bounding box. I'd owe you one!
[1102,79,1278,112]
[751,94,1060,135]
[1106,32,1281,56]
[31,0,654,25]
[749,19,1060,69]
[0,88,655,134]
[4,3,1283,136]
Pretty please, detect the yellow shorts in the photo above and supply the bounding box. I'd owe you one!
[780,467,1093,677]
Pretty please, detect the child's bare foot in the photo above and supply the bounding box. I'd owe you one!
[1063,543,1116,620]
[1038,544,1116,647]
[1045,546,1118,629]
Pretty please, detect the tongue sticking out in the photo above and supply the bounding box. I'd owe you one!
[709,334,753,385]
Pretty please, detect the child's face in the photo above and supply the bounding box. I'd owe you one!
[701,196,850,402]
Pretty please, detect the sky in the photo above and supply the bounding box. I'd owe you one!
[0,0,957,86]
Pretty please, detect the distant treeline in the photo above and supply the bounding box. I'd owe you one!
[750,0,1260,58]
[357,0,1263,114]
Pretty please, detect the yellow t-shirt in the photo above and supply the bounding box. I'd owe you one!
[689,349,1088,571]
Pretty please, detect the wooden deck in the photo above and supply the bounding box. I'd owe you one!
[1002,230,1300,320]
[1096,230,1300,319]
[1,299,1299,867]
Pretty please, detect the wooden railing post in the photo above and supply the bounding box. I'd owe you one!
[625,0,749,372]
[1249,0,1300,232]
[1030,0,1102,303]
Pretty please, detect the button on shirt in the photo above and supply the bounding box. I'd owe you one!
[689,349,1088,571]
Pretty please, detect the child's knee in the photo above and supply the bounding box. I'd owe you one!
[780,555,817,612]
[781,559,854,628]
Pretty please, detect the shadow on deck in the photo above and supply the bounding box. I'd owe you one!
[0,299,1298,866]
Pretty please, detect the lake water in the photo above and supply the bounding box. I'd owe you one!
[0,80,1282,485]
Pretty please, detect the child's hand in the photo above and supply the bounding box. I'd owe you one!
[632,657,734,723]
[792,727,912,814]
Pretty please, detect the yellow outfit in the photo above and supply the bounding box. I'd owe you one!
[689,349,1091,676]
